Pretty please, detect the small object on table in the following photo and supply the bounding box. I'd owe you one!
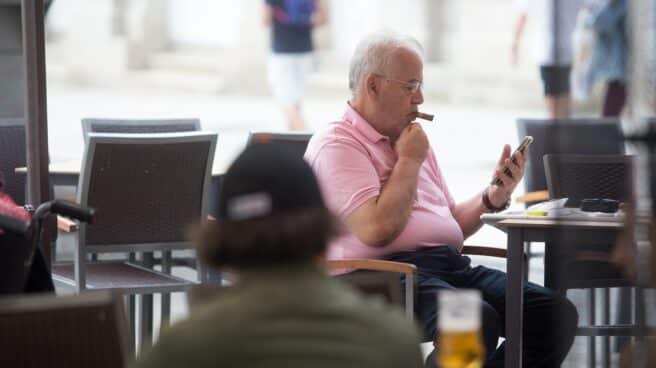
[580,198,619,213]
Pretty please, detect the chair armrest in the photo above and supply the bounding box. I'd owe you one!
[57,215,78,233]
[325,259,417,274]
[515,190,549,203]
[462,245,507,258]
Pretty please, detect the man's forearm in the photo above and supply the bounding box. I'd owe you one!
[344,157,423,248]
[373,158,422,240]
[452,192,486,239]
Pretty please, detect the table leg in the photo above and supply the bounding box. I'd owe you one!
[506,228,525,368]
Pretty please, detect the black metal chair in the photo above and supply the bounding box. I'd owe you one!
[246,131,313,157]
[81,118,201,143]
[515,118,628,330]
[203,131,316,286]
[52,132,217,351]
[516,118,624,205]
[544,154,636,367]
[78,118,205,342]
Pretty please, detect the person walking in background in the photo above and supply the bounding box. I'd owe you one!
[585,0,628,117]
[263,0,327,131]
[511,0,584,119]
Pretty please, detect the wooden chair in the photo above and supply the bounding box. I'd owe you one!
[326,245,510,320]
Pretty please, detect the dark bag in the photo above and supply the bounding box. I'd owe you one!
[0,191,54,294]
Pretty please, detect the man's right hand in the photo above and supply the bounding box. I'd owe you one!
[345,122,427,248]
[395,122,429,164]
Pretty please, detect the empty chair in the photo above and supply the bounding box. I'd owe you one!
[51,132,217,348]
[246,131,312,158]
[516,118,624,203]
[0,291,130,368]
[82,118,201,143]
[544,154,633,207]
[544,153,635,367]
[79,119,204,337]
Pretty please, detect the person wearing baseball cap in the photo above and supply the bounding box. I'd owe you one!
[135,143,423,368]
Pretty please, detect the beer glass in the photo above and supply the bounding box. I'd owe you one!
[437,289,485,368]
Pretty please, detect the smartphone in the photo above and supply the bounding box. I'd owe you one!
[491,135,533,186]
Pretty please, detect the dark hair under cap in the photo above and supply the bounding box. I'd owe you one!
[198,143,339,269]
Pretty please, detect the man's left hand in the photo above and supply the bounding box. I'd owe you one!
[488,144,528,207]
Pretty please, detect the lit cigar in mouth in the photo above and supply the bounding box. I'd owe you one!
[416,112,434,122]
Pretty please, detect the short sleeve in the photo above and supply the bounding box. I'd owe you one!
[311,140,381,218]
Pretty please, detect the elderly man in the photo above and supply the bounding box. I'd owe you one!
[305,33,578,367]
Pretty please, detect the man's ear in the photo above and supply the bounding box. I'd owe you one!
[365,74,378,96]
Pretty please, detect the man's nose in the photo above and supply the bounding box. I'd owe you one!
[412,88,424,105]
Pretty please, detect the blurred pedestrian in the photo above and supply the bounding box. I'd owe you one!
[512,0,584,119]
[585,0,628,117]
[134,143,424,368]
[263,0,327,131]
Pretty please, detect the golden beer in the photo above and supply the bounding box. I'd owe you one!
[437,290,485,368]
[437,330,484,368]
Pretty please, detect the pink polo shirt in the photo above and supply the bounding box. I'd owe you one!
[305,104,464,260]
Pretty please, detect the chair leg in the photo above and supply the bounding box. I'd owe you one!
[126,294,136,356]
[634,287,646,341]
[140,253,155,348]
[602,288,610,368]
[523,242,530,282]
[615,287,632,352]
[161,250,172,324]
[139,294,153,349]
[588,288,596,368]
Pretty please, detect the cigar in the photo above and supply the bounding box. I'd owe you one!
[416,112,434,122]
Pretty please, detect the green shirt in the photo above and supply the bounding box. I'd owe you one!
[134,264,424,368]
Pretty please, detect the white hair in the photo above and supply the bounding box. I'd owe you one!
[348,32,424,96]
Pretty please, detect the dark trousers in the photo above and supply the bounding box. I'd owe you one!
[386,246,578,368]
[602,80,627,117]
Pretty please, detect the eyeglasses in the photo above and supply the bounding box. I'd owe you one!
[374,74,423,95]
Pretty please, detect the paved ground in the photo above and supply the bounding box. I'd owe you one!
[48,81,617,366]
